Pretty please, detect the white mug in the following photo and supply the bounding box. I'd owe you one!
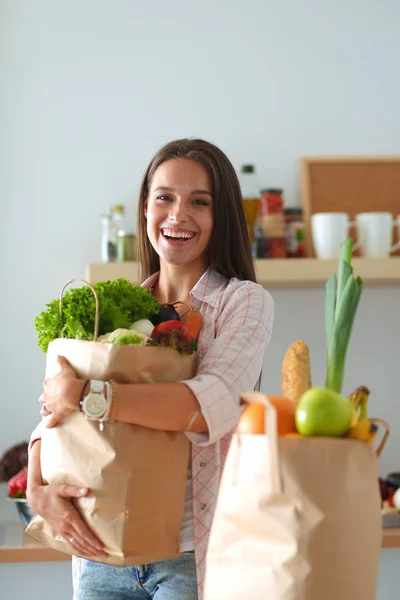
[311,212,360,259]
[355,212,400,258]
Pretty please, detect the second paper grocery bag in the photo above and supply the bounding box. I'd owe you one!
[204,392,382,600]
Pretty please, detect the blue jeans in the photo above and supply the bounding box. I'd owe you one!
[75,551,198,600]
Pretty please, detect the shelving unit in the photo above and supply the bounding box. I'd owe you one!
[86,257,400,287]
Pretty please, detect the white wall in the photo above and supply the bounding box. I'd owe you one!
[1,0,399,597]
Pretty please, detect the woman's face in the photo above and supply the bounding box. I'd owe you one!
[145,158,214,270]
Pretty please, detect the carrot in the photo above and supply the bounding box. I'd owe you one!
[182,308,204,342]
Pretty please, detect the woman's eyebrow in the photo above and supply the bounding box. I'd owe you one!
[153,186,212,197]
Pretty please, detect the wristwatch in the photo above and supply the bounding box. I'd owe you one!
[81,380,110,426]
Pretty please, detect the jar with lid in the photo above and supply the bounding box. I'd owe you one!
[259,189,286,258]
[239,164,260,245]
[111,204,127,262]
[100,204,126,262]
[284,208,305,258]
[101,212,116,262]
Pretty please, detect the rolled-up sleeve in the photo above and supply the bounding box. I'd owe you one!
[28,420,44,453]
[183,283,274,446]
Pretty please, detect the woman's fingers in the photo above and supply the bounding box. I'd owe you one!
[57,485,108,557]
[65,529,108,559]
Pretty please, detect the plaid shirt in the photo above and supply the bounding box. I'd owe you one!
[31,267,274,599]
[142,267,274,598]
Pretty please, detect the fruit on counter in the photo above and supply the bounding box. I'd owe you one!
[0,441,28,483]
[7,466,28,499]
[386,472,400,490]
[238,396,297,436]
[324,238,363,394]
[393,488,400,511]
[379,477,389,502]
[147,320,194,355]
[281,340,312,405]
[295,387,354,437]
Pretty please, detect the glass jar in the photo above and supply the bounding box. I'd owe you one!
[101,205,126,262]
[284,208,305,258]
[259,189,286,258]
[101,212,117,262]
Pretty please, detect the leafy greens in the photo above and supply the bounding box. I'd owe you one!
[35,278,159,353]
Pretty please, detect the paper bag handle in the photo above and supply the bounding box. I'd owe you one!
[240,392,283,495]
[369,417,390,457]
[59,278,100,341]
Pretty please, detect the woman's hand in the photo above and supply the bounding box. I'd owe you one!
[28,482,108,559]
[27,441,107,559]
[40,355,85,428]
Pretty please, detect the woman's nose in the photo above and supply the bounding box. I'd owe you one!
[168,200,188,222]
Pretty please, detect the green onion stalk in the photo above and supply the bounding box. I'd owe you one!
[324,238,363,394]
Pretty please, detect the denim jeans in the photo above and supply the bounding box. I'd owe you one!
[75,551,198,600]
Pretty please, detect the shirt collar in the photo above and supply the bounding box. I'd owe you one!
[141,266,229,309]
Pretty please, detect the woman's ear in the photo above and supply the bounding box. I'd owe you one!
[144,203,148,218]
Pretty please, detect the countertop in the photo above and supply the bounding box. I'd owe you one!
[0,485,70,563]
[0,485,399,563]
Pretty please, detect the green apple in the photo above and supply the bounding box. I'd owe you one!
[295,387,354,437]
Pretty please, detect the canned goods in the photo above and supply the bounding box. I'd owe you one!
[284,208,305,258]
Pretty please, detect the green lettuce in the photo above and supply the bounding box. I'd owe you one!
[35,278,159,353]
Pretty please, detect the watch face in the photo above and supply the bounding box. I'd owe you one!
[82,393,107,418]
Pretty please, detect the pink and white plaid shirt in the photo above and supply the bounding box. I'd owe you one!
[142,267,274,598]
[31,267,274,599]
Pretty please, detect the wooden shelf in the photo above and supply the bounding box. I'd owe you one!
[86,257,400,288]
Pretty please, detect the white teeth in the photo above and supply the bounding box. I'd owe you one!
[163,228,194,239]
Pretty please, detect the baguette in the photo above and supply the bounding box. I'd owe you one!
[282,340,312,405]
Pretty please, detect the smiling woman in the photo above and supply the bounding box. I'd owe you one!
[144,158,214,284]
[27,138,274,600]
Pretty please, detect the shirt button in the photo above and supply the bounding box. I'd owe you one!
[200,461,206,468]
[200,503,207,510]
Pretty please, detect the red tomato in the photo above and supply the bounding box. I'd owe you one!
[151,320,191,340]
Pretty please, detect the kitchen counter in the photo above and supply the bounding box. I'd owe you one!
[0,484,399,562]
[0,522,71,563]
[0,486,70,563]
[0,522,398,563]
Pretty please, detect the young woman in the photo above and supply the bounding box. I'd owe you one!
[27,138,274,600]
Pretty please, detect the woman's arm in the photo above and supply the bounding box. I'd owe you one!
[112,381,208,432]
[27,440,108,558]
[42,358,207,433]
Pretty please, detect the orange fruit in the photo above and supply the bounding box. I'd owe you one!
[238,395,297,436]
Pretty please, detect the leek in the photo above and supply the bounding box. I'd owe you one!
[325,238,363,394]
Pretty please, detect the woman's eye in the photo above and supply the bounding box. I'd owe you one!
[193,198,209,206]
[157,195,172,202]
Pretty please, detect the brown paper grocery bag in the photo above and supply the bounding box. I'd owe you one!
[204,392,384,600]
[26,338,195,566]
[26,279,196,566]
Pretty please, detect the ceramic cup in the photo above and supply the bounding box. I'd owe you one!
[355,212,400,257]
[311,212,360,259]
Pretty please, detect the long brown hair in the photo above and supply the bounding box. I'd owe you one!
[136,138,256,283]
